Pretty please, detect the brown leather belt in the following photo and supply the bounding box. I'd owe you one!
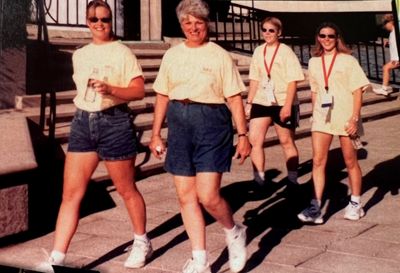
[172,99,223,108]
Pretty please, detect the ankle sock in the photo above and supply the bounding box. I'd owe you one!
[350,195,361,204]
[192,250,207,266]
[253,171,265,183]
[50,250,65,264]
[287,170,298,184]
[134,233,149,243]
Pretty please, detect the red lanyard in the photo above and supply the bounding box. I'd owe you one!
[321,52,337,91]
[263,43,280,80]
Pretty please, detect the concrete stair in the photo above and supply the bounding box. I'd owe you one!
[20,40,400,182]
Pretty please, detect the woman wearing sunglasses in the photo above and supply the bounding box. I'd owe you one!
[297,22,370,224]
[245,17,304,186]
[37,1,152,271]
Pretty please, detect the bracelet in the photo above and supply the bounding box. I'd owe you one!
[246,101,252,104]
[238,133,248,137]
[351,116,359,122]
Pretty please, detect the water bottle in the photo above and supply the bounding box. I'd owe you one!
[84,67,99,102]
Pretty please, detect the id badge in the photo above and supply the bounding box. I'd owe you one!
[262,79,277,104]
[321,92,333,108]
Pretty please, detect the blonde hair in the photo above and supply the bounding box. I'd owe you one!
[261,17,283,34]
[176,0,210,23]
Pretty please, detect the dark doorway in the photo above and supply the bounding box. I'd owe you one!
[123,0,141,40]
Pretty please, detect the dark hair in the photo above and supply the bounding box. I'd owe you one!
[312,22,351,57]
[86,0,114,38]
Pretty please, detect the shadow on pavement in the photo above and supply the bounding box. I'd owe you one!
[362,155,400,212]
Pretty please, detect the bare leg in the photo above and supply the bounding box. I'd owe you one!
[339,136,362,196]
[53,152,99,253]
[105,157,146,235]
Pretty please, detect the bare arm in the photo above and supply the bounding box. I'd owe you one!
[345,88,363,136]
[149,93,170,159]
[94,76,145,101]
[280,81,297,122]
[226,93,251,164]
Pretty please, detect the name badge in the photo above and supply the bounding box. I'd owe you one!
[321,92,333,108]
[262,79,277,104]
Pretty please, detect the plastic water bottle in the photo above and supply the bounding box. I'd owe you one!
[84,67,99,102]
[350,134,363,150]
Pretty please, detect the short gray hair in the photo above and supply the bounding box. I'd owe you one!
[176,0,210,23]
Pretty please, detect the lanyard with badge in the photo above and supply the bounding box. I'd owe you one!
[263,43,280,104]
[321,51,337,108]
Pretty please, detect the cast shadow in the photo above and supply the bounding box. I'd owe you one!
[361,155,400,212]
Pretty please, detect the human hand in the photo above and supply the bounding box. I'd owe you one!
[232,136,251,164]
[344,118,358,136]
[279,105,291,123]
[244,104,252,119]
[92,80,112,95]
[149,135,165,159]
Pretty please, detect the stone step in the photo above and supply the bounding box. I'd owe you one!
[67,93,400,182]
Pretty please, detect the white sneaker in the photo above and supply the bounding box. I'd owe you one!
[181,259,211,273]
[124,239,153,268]
[372,87,389,96]
[226,224,247,273]
[344,201,365,221]
[35,250,64,273]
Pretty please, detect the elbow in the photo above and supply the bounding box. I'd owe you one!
[136,88,145,100]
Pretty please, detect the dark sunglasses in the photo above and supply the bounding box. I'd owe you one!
[318,34,336,39]
[261,27,276,33]
[88,17,112,23]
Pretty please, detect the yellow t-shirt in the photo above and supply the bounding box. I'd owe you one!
[153,41,246,103]
[308,53,370,135]
[72,41,143,112]
[249,43,305,106]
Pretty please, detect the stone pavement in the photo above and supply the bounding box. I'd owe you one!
[0,113,399,273]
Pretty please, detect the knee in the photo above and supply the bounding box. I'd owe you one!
[313,156,326,169]
[116,185,139,201]
[199,195,220,211]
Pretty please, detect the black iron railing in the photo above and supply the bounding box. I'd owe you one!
[212,2,399,85]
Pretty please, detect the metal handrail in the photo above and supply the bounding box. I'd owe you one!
[212,2,398,85]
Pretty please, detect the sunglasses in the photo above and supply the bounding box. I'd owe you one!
[318,34,336,39]
[88,17,112,23]
[261,28,276,33]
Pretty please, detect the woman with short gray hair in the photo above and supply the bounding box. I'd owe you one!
[150,0,250,272]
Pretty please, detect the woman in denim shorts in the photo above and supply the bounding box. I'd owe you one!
[149,1,251,273]
[38,1,152,271]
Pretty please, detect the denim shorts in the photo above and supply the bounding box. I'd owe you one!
[68,104,137,160]
[165,100,234,176]
[250,103,300,129]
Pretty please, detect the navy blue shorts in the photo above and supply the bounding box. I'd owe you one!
[165,100,234,176]
[68,104,137,161]
[250,103,300,129]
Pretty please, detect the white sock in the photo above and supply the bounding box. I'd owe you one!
[312,198,322,207]
[192,250,207,266]
[134,233,149,243]
[287,170,298,184]
[224,224,240,239]
[254,171,265,183]
[382,85,389,90]
[350,195,361,204]
[50,250,65,264]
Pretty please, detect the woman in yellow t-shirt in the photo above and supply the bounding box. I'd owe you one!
[149,1,251,272]
[297,22,370,225]
[37,1,152,271]
[245,17,305,186]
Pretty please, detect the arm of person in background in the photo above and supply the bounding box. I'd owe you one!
[279,81,297,122]
[93,76,145,100]
[226,94,251,164]
[149,93,170,159]
[244,79,258,119]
